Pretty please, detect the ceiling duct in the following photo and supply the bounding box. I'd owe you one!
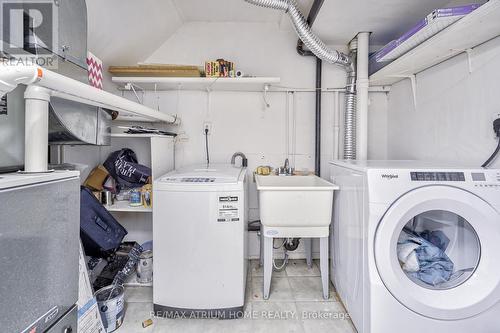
[244,0,351,67]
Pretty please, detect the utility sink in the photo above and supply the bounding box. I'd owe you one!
[255,175,339,238]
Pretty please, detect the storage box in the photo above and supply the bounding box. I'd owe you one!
[369,4,482,75]
[84,165,109,191]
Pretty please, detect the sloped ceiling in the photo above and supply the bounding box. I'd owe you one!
[85,0,312,66]
[86,0,182,65]
[173,0,314,23]
[86,0,488,66]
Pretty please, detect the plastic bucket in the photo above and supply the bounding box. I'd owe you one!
[95,285,125,332]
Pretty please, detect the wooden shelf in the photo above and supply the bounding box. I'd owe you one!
[370,0,500,86]
[106,200,152,213]
[112,76,281,92]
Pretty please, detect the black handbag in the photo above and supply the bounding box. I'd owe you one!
[80,186,127,258]
[103,148,151,190]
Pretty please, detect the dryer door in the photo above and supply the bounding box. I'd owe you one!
[374,185,500,320]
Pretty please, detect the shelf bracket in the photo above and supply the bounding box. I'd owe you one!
[388,74,417,110]
[451,48,474,73]
[262,84,271,108]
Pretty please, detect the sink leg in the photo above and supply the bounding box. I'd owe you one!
[259,230,264,266]
[263,236,273,300]
[320,236,329,300]
[304,238,313,268]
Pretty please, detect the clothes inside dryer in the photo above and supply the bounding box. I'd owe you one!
[397,210,480,290]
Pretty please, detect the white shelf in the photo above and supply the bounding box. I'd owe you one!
[370,0,500,86]
[106,200,152,213]
[112,76,281,92]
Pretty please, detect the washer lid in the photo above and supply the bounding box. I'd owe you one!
[374,185,500,320]
[158,164,243,184]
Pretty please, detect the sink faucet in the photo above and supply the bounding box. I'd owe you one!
[277,158,294,176]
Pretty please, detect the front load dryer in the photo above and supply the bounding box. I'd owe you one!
[153,164,247,318]
[330,160,500,333]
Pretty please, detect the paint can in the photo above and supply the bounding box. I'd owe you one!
[137,250,153,284]
[100,190,114,207]
[95,285,125,333]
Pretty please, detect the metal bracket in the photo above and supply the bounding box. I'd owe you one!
[263,84,271,108]
[389,74,417,110]
[452,48,474,73]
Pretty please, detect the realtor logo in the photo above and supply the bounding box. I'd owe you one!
[1,0,58,67]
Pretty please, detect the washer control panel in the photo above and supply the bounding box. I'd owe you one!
[162,177,216,183]
[410,172,465,182]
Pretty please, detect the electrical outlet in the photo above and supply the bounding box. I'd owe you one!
[492,113,500,139]
[492,112,500,122]
[203,122,213,135]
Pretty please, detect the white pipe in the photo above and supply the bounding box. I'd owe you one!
[24,86,51,172]
[356,32,370,160]
[0,65,180,124]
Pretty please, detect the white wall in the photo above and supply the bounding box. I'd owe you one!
[66,19,389,257]
[127,21,388,257]
[386,36,500,166]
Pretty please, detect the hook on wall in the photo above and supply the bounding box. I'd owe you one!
[262,84,271,108]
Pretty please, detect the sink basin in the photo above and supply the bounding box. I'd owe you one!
[255,175,339,238]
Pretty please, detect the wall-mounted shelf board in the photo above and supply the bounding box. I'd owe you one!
[369,0,500,86]
[112,76,281,92]
[106,200,152,213]
[110,133,175,139]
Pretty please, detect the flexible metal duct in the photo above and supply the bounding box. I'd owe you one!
[245,0,358,159]
[244,0,351,67]
[344,51,357,160]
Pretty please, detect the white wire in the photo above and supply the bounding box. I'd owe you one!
[272,238,289,271]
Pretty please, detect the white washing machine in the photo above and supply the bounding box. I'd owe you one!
[330,160,500,333]
[153,164,247,318]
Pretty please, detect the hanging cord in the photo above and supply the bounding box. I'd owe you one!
[482,118,500,168]
[482,140,500,168]
[272,238,289,271]
[204,128,210,165]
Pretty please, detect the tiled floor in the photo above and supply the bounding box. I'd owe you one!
[115,260,357,333]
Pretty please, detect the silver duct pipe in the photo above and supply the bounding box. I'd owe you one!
[245,0,358,159]
[343,49,357,160]
[244,0,351,67]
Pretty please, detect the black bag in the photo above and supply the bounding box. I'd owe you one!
[103,148,151,189]
[80,186,128,258]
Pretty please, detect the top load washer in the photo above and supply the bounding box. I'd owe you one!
[153,164,247,318]
[330,160,500,333]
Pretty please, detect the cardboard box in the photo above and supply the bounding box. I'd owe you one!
[78,241,105,333]
[84,165,109,191]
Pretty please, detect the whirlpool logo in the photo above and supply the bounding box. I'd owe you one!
[381,174,399,180]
